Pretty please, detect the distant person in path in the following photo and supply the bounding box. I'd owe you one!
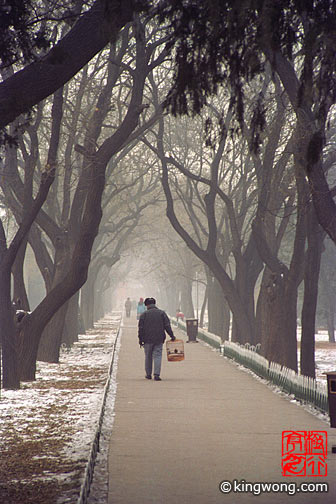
[138,297,175,381]
[136,297,146,320]
[125,297,132,318]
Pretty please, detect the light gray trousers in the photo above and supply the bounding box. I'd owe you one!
[144,343,163,377]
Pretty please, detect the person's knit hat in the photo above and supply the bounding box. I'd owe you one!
[144,297,156,306]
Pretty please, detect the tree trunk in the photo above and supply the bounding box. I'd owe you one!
[254,143,308,371]
[320,266,336,343]
[35,303,68,364]
[81,274,95,331]
[326,301,336,343]
[12,238,30,311]
[17,317,41,381]
[258,268,298,371]
[208,276,230,340]
[103,286,113,315]
[62,292,79,346]
[180,276,194,318]
[300,206,323,378]
[165,282,179,316]
[94,286,104,322]
[199,283,208,328]
[231,251,260,345]
[36,231,70,363]
[0,270,20,389]
[217,271,255,345]
[0,160,55,389]
[93,267,108,322]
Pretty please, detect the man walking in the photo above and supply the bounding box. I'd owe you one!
[125,297,132,318]
[138,297,175,381]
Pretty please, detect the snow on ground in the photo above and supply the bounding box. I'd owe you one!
[315,347,336,385]
[311,330,336,384]
[0,313,121,504]
[297,329,336,385]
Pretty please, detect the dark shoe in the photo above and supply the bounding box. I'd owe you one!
[145,375,152,380]
[154,375,161,381]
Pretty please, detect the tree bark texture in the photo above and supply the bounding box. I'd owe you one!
[12,238,30,311]
[0,268,20,389]
[35,303,68,365]
[62,292,80,346]
[326,301,336,344]
[199,282,208,328]
[207,276,230,341]
[180,276,194,319]
[258,268,298,371]
[300,205,323,378]
[36,230,70,363]
[81,273,95,331]
[0,168,55,388]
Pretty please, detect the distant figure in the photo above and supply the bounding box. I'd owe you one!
[138,297,175,381]
[176,309,184,321]
[125,297,132,318]
[137,297,146,320]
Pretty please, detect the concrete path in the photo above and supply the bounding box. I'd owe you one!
[108,316,336,503]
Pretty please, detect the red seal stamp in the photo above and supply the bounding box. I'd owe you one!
[282,431,327,477]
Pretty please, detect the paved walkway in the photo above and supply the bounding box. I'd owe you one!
[108,316,336,503]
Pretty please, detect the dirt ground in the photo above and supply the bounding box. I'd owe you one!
[0,318,119,504]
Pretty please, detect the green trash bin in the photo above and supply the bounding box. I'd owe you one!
[186,318,198,343]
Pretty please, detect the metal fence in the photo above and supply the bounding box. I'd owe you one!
[77,324,121,504]
[223,341,329,414]
[171,317,329,415]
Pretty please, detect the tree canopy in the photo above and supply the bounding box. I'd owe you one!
[159,0,336,121]
[0,0,144,129]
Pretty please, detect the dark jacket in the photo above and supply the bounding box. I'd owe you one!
[138,305,174,345]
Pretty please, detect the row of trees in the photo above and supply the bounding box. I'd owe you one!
[0,8,166,388]
[1,1,336,388]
